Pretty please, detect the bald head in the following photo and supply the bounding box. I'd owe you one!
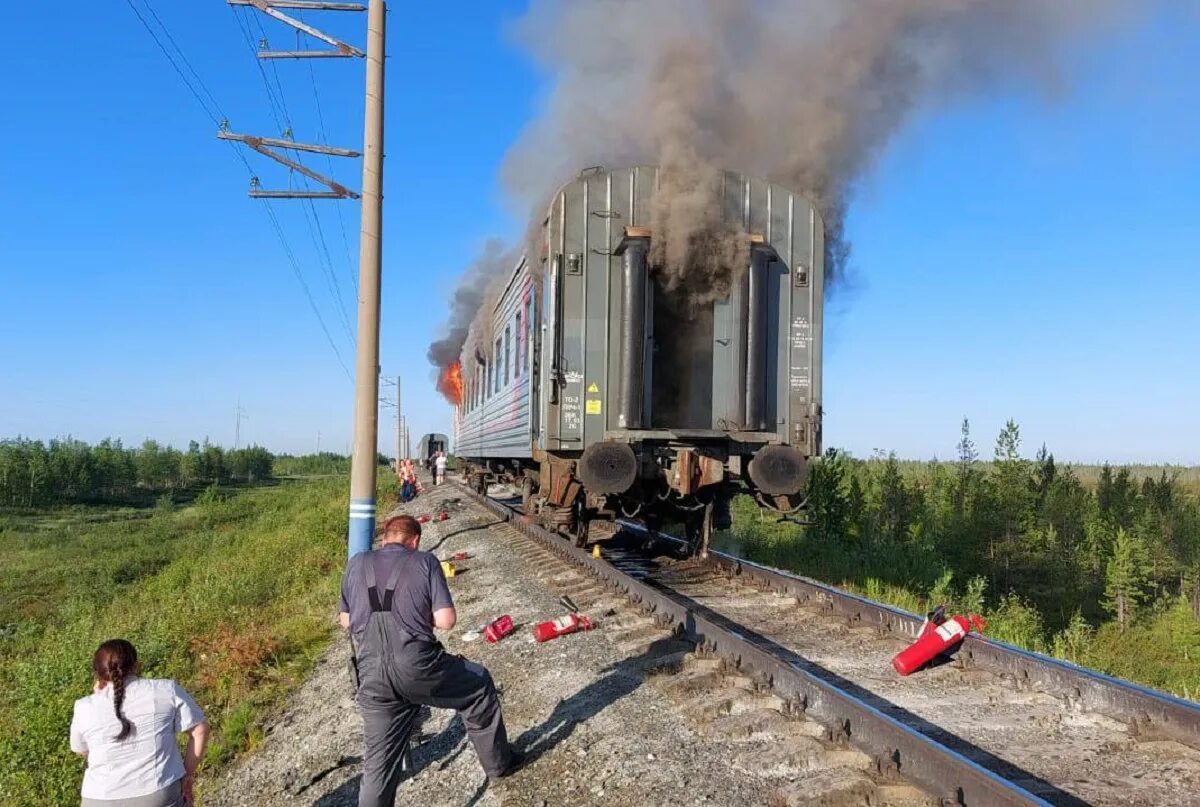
[378,515,422,549]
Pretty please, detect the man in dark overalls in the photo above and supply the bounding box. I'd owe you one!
[339,515,520,805]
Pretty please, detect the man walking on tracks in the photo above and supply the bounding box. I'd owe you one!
[434,451,448,486]
[339,515,521,805]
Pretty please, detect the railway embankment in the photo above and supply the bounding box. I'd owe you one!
[207,481,910,806]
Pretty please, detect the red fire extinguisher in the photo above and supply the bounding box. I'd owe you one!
[892,605,986,676]
[484,615,515,644]
[533,612,594,643]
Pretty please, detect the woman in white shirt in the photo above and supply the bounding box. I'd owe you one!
[69,639,209,807]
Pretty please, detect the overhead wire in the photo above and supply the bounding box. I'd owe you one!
[123,0,223,126]
[238,5,356,347]
[124,0,353,383]
[299,21,359,296]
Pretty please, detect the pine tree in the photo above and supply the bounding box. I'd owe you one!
[954,417,977,516]
[992,420,1033,585]
[1103,528,1150,630]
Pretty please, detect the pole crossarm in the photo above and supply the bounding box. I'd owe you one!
[218,130,360,158]
[230,0,365,57]
[228,0,366,10]
[249,190,348,199]
[257,50,354,59]
[219,131,361,199]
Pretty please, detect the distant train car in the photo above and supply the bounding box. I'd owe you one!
[416,433,450,466]
[454,166,824,554]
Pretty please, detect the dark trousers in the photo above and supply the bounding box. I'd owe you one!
[356,637,511,807]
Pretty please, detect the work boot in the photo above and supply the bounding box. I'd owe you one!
[489,749,527,783]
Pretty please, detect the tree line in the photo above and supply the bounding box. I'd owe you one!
[0,438,274,507]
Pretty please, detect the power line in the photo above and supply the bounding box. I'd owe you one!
[123,0,222,125]
[232,4,355,346]
[136,0,227,123]
[230,7,287,133]
[263,200,354,381]
[291,170,356,344]
[298,18,358,295]
[124,0,354,384]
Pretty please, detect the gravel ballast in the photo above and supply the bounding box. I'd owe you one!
[205,481,856,806]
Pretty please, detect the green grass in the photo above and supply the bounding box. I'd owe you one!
[0,477,360,806]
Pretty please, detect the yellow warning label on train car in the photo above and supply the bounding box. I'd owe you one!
[586,399,602,415]
[587,382,600,393]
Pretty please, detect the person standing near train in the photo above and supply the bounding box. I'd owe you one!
[70,639,209,807]
[434,452,447,486]
[339,515,522,805]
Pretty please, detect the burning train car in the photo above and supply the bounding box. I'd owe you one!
[450,166,824,555]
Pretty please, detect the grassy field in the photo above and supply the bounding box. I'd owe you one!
[0,477,369,806]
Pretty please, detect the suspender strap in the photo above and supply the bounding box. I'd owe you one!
[362,549,416,613]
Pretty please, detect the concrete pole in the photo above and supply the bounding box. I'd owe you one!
[400,379,410,473]
[347,0,386,558]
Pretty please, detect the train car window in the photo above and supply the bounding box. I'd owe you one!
[504,326,512,385]
[514,312,523,377]
[495,338,502,393]
[486,356,492,400]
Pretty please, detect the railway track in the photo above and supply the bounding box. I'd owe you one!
[459,481,1200,806]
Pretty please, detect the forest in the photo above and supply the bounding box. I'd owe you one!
[0,438,274,506]
[730,419,1200,697]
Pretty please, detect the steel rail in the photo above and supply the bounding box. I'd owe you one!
[461,484,1049,807]
[615,519,1200,751]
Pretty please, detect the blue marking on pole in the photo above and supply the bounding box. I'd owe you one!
[348,497,376,558]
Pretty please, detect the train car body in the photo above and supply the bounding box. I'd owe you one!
[455,166,825,552]
[416,433,451,464]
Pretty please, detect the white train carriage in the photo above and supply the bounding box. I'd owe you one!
[455,259,537,466]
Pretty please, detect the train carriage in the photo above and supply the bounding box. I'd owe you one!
[416,433,451,465]
[455,166,824,554]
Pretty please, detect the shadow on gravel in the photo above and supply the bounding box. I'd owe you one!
[313,712,471,807]
[513,635,681,766]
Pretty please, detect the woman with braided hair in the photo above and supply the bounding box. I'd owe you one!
[69,639,209,806]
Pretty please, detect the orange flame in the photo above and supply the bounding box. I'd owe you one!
[438,360,464,406]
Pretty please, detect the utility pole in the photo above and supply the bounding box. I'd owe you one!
[394,376,402,471]
[234,401,247,449]
[347,0,386,557]
[224,0,385,558]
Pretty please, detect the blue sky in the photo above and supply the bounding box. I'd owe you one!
[1,3,1197,464]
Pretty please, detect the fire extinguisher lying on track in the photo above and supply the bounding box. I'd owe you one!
[892,605,987,676]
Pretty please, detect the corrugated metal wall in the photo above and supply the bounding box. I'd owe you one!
[538,166,825,457]
[455,261,536,461]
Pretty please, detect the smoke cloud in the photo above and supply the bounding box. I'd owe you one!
[426,238,516,397]
[431,0,1152,377]
[504,0,1146,285]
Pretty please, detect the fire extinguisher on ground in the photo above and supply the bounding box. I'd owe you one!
[533,595,595,643]
[892,605,986,676]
